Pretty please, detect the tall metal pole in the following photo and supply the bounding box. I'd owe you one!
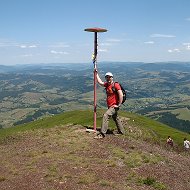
[93,32,97,131]
[84,28,107,131]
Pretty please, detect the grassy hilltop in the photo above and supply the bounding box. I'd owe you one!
[0,110,190,190]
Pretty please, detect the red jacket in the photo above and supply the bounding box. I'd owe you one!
[104,82,121,108]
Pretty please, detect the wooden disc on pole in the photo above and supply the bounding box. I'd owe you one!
[84,27,107,33]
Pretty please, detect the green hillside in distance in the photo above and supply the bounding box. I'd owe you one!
[0,110,190,190]
[0,110,189,148]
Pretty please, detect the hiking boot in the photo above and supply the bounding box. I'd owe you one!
[94,133,105,139]
[113,131,123,136]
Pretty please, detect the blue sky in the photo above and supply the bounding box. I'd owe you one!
[0,0,190,65]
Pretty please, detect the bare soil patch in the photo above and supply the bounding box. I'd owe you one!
[0,124,190,190]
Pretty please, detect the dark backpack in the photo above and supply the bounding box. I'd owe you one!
[112,82,127,104]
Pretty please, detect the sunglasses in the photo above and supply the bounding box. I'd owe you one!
[105,76,112,79]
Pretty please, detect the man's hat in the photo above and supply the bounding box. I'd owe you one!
[105,72,113,77]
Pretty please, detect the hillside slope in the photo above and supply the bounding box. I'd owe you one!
[0,110,190,190]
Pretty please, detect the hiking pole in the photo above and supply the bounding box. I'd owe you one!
[84,27,107,132]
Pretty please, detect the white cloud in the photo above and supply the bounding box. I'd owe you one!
[19,44,37,48]
[168,48,180,53]
[20,54,33,57]
[151,34,176,38]
[48,43,70,48]
[50,50,69,54]
[183,43,190,50]
[174,48,180,52]
[0,39,18,47]
[106,38,121,42]
[144,41,155,44]
[100,42,112,46]
[98,49,108,52]
[100,38,121,47]
[29,45,37,48]
[0,42,20,48]
[20,45,27,48]
[0,39,38,48]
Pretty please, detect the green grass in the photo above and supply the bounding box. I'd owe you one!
[0,110,93,140]
[171,107,190,121]
[78,173,98,184]
[139,176,167,190]
[120,111,190,146]
[0,109,189,147]
[107,144,164,168]
[0,176,6,182]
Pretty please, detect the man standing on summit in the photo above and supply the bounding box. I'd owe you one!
[94,69,125,139]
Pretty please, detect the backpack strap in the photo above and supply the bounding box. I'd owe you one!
[105,82,117,91]
[112,82,118,92]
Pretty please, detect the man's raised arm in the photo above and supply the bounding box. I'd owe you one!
[95,69,104,87]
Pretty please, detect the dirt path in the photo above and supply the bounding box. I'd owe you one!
[0,124,190,190]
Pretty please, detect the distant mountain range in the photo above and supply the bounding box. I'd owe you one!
[0,62,190,133]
